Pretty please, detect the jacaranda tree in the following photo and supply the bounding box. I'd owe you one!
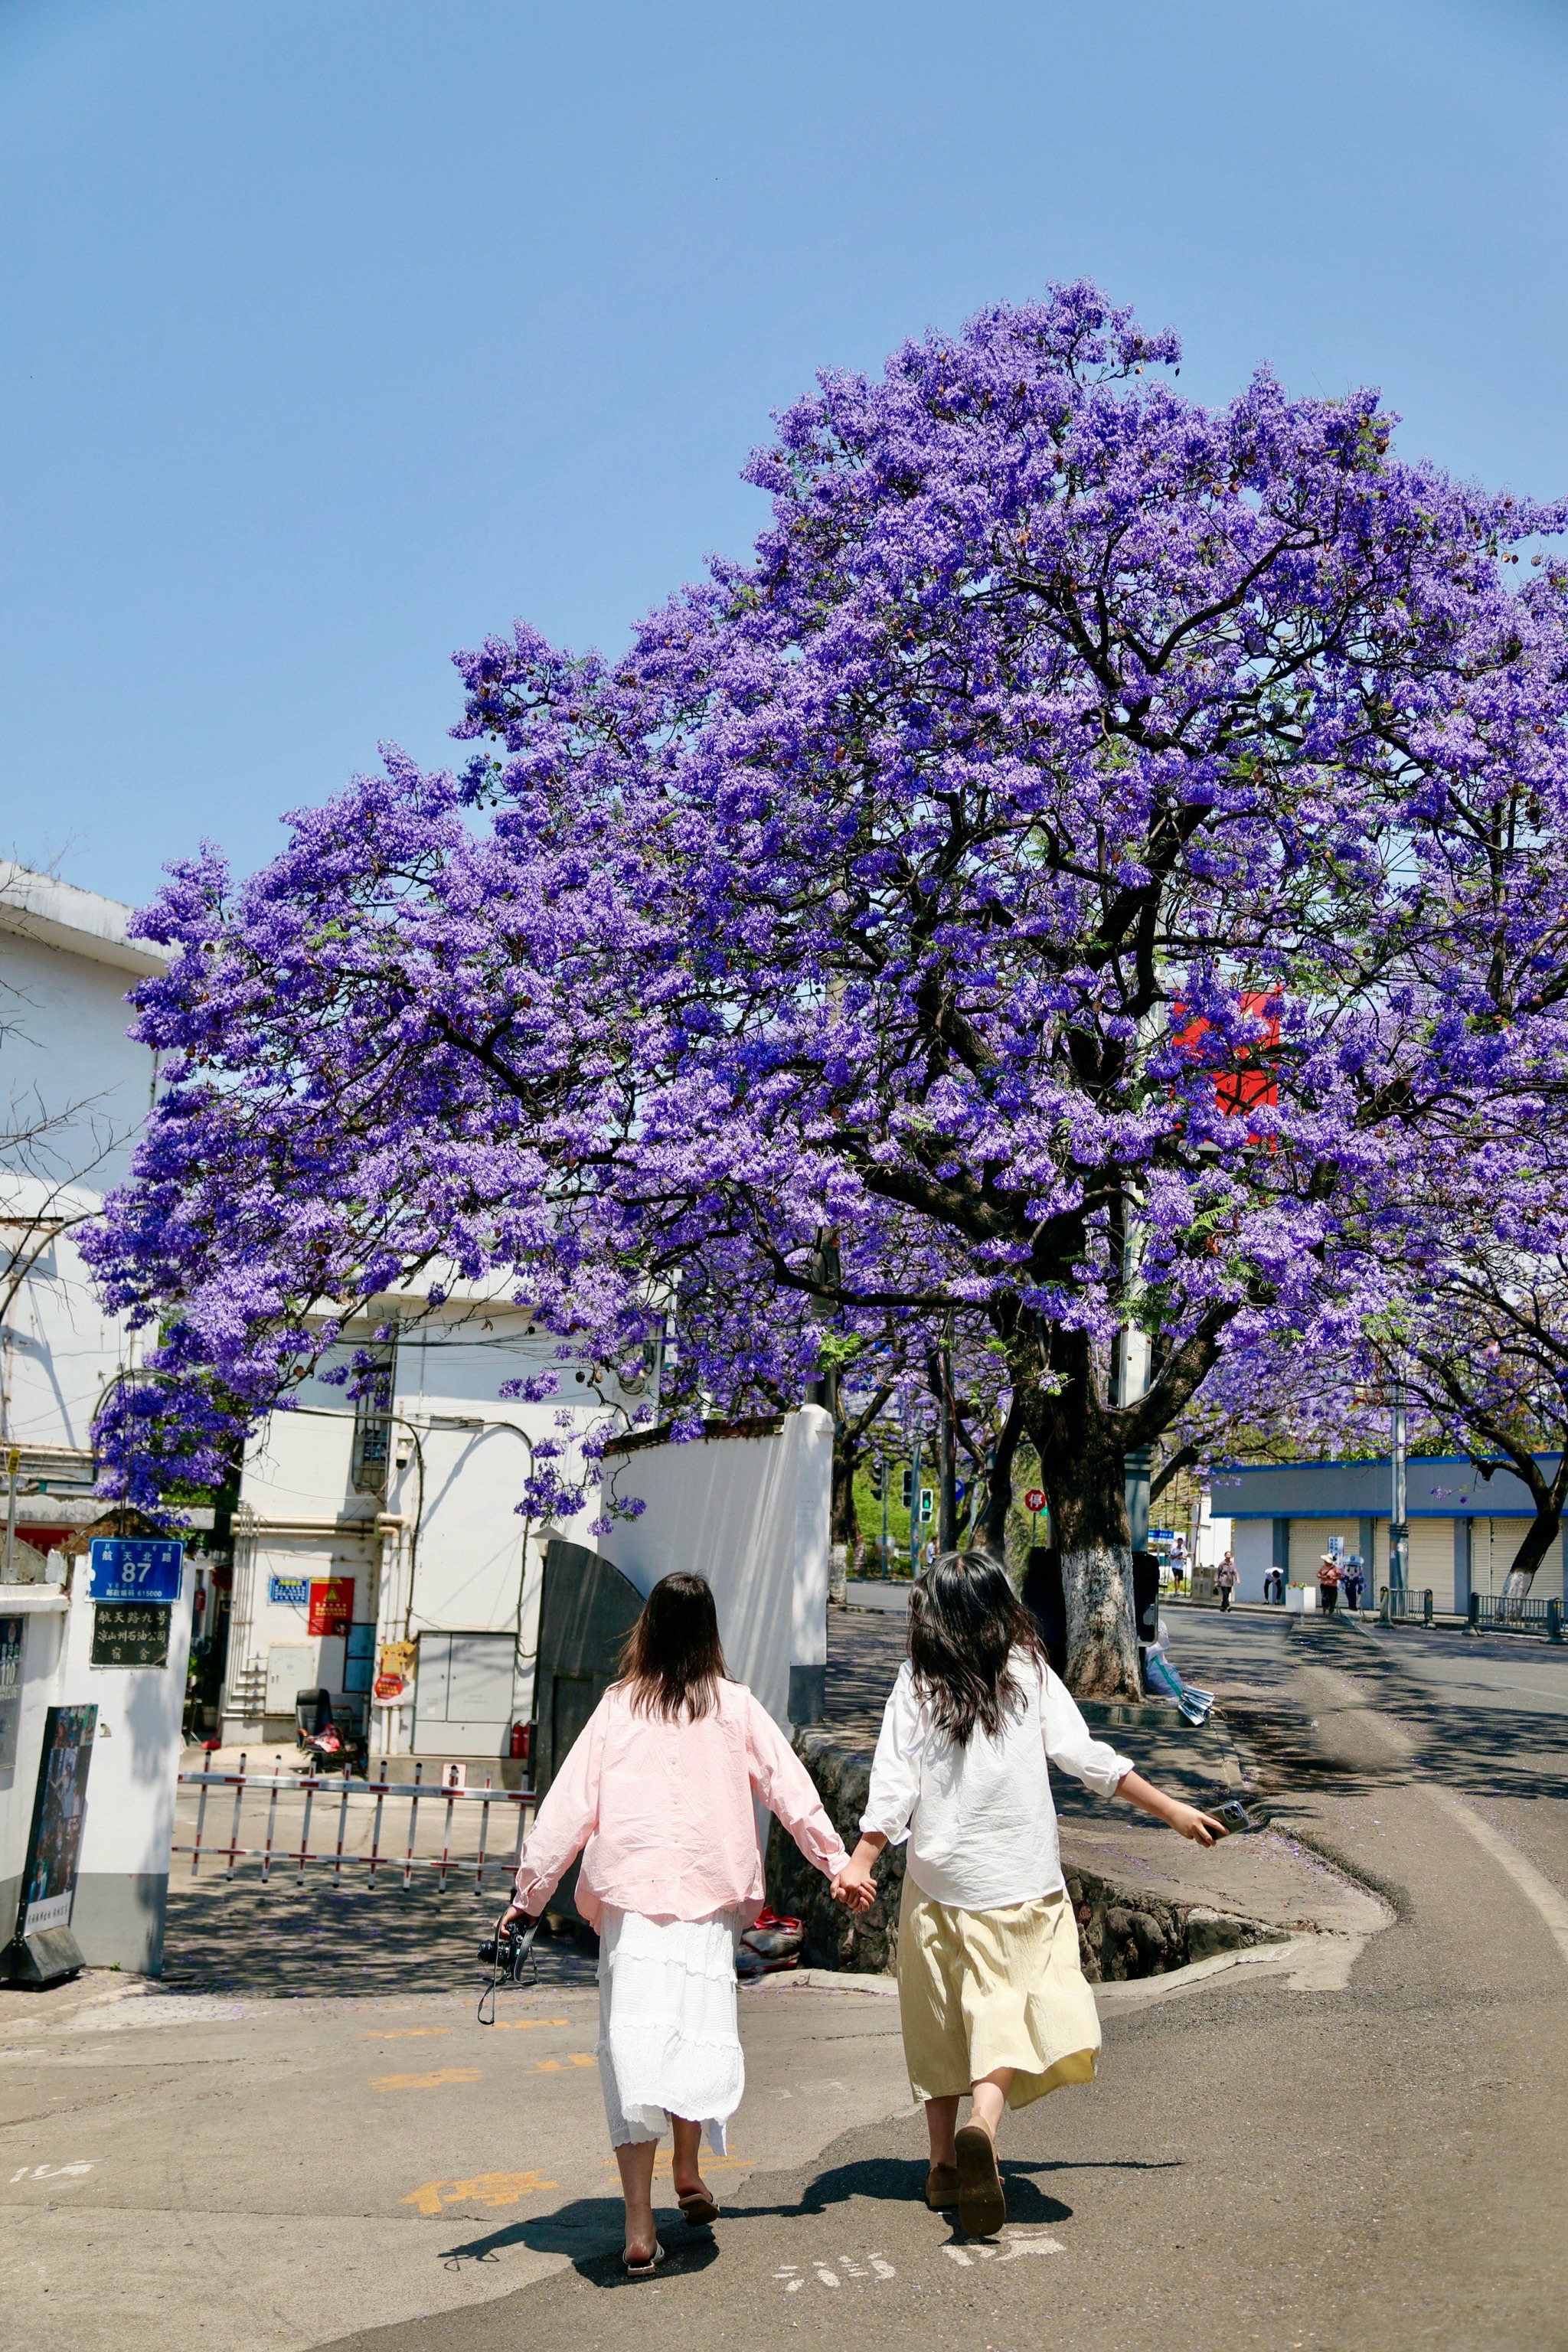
[87,285,1568,1696]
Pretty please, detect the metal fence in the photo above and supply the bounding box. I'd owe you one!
[1381,1587,1435,1625]
[1468,1592,1563,1640]
[174,1759,535,1889]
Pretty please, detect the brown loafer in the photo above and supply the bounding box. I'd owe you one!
[924,2162,959,2211]
[954,2123,1006,2238]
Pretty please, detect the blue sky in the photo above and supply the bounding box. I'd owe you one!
[3,0,1566,909]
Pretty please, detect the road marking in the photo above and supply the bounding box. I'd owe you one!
[773,2248,899,2291]
[1426,1786,1568,1971]
[8,2163,93,2183]
[371,2068,484,2092]
[530,2053,596,2073]
[489,2017,569,2030]
[363,2027,452,2040]
[401,2169,558,2216]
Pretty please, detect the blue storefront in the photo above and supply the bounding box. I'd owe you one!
[1208,1455,1568,1610]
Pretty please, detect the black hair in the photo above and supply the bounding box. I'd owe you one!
[616,1572,728,1720]
[907,1548,1047,1745]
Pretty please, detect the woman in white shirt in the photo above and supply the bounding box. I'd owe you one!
[832,1550,1227,2239]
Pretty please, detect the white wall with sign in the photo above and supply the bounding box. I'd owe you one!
[0,1549,194,1977]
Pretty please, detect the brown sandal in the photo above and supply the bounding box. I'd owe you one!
[677,2188,720,2226]
[924,2163,959,2211]
[954,2123,1006,2238]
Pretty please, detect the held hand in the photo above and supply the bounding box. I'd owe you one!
[495,1902,528,1936]
[1166,1802,1229,1847]
[831,1862,877,1913]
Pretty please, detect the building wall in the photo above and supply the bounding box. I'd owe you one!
[596,1407,833,1730]
[1231,1517,1274,1602]
[0,915,160,1196]
[0,1190,139,1455]
[1289,1518,1364,1583]
[1,871,163,1472]
[226,1310,649,1753]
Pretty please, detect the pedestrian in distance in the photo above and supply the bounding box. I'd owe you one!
[1318,1552,1341,1616]
[831,1551,1228,2240]
[1215,1551,1237,1613]
[495,1572,852,2277]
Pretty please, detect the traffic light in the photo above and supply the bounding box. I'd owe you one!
[867,1457,885,1500]
[900,1465,913,1508]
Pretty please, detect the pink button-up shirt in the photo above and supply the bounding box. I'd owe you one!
[512,1677,848,1929]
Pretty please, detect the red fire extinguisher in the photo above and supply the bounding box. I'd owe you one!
[509,1721,531,1762]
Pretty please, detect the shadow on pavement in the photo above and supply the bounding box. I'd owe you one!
[162,1877,598,1998]
[436,2197,722,2288]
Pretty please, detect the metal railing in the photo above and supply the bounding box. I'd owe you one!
[1468,1592,1563,1640]
[1380,1587,1434,1625]
[174,1759,535,1889]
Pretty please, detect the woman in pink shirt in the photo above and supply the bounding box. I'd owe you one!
[497,1571,850,2275]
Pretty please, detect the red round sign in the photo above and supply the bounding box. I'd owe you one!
[1024,1488,1046,1514]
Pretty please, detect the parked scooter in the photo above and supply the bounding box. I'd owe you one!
[294,1687,367,1778]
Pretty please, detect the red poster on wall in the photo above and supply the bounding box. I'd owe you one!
[308,1578,354,1637]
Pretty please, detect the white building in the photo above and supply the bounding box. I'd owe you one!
[0,865,165,1560]
[223,1290,654,1756]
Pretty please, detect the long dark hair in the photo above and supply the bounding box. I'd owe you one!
[617,1572,729,1720]
[908,1549,1047,1745]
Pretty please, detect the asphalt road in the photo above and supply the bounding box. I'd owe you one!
[311,1609,1568,2352]
[4,1607,1566,2352]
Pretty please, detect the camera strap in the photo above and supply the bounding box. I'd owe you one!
[478,1915,544,2026]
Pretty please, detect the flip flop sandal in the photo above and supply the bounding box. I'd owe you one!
[621,2239,666,2277]
[678,2189,721,2226]
[953,2124,1006,2239]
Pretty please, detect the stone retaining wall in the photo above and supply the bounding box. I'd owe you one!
[766,1726,1282,1983]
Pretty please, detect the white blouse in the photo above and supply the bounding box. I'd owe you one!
[861,1653,1135,1911]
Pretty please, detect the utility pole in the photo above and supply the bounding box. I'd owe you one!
[933,1325,958,1553]
[1390,1366,1408,1599]
[5,1445,18,1583]
[879,1446,890,1576]
[907,1432,923,1580]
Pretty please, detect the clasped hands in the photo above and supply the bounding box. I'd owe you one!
[831,1832,884,1913]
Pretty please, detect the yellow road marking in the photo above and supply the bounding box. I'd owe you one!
[531,2053,597,2073]
[488,2017,569,2030]
[401,2169,558,2217]
[371,2068,484,2092]
[362,2027,452,2040]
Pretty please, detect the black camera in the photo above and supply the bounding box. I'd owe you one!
[478,1918,537,1980]
[476,1913,541,2021]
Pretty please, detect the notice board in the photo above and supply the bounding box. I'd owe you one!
[15,1704,97,1939]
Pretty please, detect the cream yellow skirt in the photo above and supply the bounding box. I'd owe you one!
[897,1882,1100,2109]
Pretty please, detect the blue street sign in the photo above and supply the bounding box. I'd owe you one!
[87,1538,185,1604]
[267,1576,310,1607]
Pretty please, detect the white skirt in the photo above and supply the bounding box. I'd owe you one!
[596,1906,745,2155]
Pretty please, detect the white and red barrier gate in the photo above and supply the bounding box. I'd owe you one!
[174,1759,535,1890]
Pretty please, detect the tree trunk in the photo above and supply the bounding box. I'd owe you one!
[1045,1440,1142,1697]
[1501,1510,1562,1606]
[982,1393,1026,1561]
[828,1429,855,1606]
